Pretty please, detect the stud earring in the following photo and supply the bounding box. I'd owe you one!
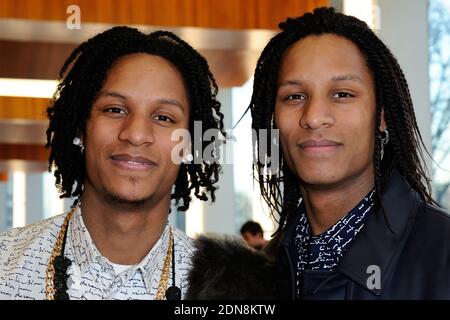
[72,137,80,146]
[72,137,85,153]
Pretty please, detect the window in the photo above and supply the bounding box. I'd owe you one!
[429,0,450,209]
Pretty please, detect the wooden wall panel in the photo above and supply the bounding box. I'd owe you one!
[0,41,76,80]
[0,97,49,120]
[0,172,7,182]
[0,40,259,87]
[0,0,329,30]
[0,144,49,161]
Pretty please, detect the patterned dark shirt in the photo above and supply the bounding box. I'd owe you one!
[294,189,376,298]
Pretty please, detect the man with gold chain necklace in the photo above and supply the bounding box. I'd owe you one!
[0,26,225,300]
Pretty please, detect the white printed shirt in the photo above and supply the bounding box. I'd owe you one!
[0,207,195,300]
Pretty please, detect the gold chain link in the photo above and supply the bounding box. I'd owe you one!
[156,226,173,300]
[45,208,75,300]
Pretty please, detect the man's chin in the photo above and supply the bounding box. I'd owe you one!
[105,191,153,208]
[297,171,342,189]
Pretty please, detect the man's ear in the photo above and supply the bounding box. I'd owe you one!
[379,108,387,132]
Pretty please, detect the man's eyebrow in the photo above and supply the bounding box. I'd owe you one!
[158,98,184,111]
[278,79,304,88]
[331,74,364,84]
[98,91,128,100]
[278,74,364,88]
[97,93,185,111]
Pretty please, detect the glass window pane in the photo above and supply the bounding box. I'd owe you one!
[429,0,450,209]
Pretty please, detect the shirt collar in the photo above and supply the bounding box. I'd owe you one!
[136,222,171,292]
[295,188,375,253]
[68,206,101,274]
[66,205,171,293]
[293,189,375,297]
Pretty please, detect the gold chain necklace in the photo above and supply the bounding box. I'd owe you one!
[45,208,174,300]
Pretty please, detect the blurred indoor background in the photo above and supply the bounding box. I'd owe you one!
[0,0,449,239]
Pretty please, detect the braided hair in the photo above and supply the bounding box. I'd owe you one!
[250,7,435,235]
[46,26,225,211]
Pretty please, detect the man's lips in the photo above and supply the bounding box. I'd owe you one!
[298,139,343,152]
[110,154,157,170]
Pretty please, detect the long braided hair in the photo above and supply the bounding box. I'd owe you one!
[250,7,435,235]
[46,26,225,211]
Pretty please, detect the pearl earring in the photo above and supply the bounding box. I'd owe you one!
[72,137,81,146]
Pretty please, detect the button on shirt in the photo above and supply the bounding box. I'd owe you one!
[0,207,195,300]
[293,189,376,298]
